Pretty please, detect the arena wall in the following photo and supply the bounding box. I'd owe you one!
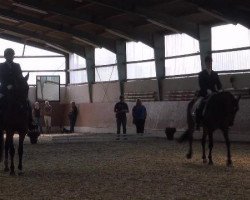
[28,73,250,139]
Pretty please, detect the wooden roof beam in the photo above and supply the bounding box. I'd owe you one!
[0,7,116,52]
[0,23,86,56]
[0,33,68,56]
[83,0,199,39]
[12,0,153,47]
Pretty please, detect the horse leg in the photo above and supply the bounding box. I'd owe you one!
[4,135,10,172]
[223,129,232,166]
[18,134,25,175]
[8,135,15,175]
[201,128,208,163]
[208,131,214,165]
[0,131,3,162]
[186,128,194,159]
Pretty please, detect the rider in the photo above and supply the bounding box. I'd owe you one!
[0,48,33,129]
[195,55,222,130]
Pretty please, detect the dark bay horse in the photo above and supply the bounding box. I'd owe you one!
[179,91,240,166]
[0,74,30,175]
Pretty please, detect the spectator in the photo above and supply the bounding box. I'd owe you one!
[132,99,147,135]
[68,101,78,133]
[32,101,43,134]
[44,101,52,134]
[114,95,129,140]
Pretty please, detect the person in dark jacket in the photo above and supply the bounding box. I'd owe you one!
[132,99,147,135]
[32,101,43,134]
[114,95,129,140]
[198,56,222,97]
[68,101,78,133]
[0,48,33,130]
[0,48,23,95]
[195,55,222,129]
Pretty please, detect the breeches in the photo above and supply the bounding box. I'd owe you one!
[44,115,51,127]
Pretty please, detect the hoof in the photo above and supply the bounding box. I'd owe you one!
[208,161,213,165]
[227,160,233,167]
[10,171,16,176]
[18,171,24,176]
[4,167,9,172]
[203,159,207,164]
[186,153,192,159]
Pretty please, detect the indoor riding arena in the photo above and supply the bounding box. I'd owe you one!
[0,0,249,200]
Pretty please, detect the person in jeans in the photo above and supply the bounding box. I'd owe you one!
[132,99,147,135]
[114,95,129,140]
[32,101,43,134]
[44,101,52,134]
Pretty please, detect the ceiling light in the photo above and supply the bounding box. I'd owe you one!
[12,3,48,14]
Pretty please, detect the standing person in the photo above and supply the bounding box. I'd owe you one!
[68,101,78,133]
[44,101,52,134]
[114,95,129,140]
[195,55,222,130]
[132,99,147,135]
[32,101,43,134]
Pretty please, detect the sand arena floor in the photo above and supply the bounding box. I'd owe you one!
[0,133,249,200]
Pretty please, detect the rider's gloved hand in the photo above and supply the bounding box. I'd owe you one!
[7,85,13,90]
[207,89,212,95]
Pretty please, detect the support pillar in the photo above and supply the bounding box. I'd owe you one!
[199,25,212,69]
[85,47,95,103]
[153,33,165,101]
[116,40,127,96]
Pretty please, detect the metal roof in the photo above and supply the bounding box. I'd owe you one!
[0,0,249,55]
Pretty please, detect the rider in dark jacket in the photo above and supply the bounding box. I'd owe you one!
[0,48,33,130]
[198,59,222,97]
[0,48,23,96]
[196,55,222,129]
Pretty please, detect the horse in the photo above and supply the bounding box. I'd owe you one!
[0,74,30,175]
[179,91,240,166]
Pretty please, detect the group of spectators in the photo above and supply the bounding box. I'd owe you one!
[32,101,78,134]
[114,96,147,140]
[32,101,52,134]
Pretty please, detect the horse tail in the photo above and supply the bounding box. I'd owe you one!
[178,99,196,143]
[0,131,3,162]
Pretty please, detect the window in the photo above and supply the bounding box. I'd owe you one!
[95,48,118,82]
[165,55,201,76]
[165,34,201,76]
[95,66,118,82]
[212,24,250,51]
[212,24,250,71]
[69,54,87,84]
[0,38,66,85]
[126,41,156,79]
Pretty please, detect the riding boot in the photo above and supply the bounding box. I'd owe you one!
[195,107,202,130]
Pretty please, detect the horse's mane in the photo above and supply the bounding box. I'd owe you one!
[3,74,30,132]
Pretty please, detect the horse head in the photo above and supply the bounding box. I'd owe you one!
[228,93,241,126]
[13,73,29,101]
